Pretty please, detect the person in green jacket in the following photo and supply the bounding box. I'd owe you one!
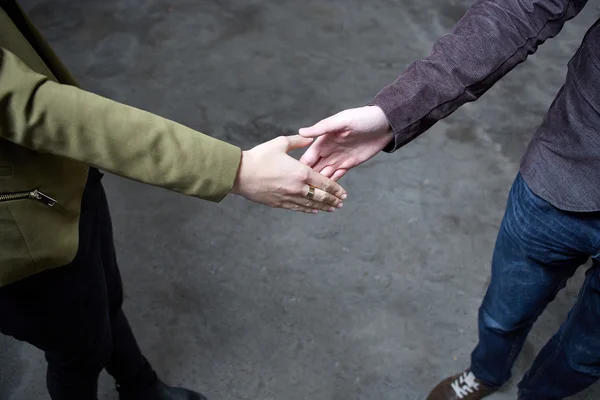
[0,2,347,400]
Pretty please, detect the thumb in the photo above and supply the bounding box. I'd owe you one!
[299,113,347,138]
[284,135,314,152]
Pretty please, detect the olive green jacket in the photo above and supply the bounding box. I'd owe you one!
[0,1,242,286]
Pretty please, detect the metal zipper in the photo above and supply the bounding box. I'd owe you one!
[0,189,57,207]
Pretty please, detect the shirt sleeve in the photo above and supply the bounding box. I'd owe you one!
[370,0,588,152]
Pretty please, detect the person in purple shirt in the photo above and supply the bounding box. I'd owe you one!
[300,1,597,399]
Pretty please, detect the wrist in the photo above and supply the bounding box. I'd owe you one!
[366,105,392,133]
[231,151,247,196]
[361,103,391,136]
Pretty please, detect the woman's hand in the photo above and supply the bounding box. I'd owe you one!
[231,135,347,214]
[299,106,393,181]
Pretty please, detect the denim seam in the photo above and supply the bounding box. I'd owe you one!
[524,278,586,386]
[504,274,570,382]
[506,342,521,376]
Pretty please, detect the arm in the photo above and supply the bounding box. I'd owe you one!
[372,0,588,151]
[300,0,588,177]
[0,47,240,202]
[0,48,346,211]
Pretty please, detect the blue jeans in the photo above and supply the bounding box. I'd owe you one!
[470,173,600,400]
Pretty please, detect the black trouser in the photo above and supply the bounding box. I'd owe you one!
[0,169,156,399]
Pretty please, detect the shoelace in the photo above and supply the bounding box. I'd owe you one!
[451,371,481,399]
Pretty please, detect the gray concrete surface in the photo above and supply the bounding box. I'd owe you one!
[1,1,600,399]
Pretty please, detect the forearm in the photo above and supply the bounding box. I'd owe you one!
[371,0,587,151]
[0,48,241,201]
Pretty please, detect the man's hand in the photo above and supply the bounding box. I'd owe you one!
[231,135,347,213]
[299,106,394,181]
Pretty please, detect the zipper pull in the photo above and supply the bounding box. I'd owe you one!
[30,190,57,207]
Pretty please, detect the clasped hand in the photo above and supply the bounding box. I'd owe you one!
[231,135,347,214]
[231,106,392,214]
[299,106,393,181]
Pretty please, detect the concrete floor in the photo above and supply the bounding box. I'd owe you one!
[2,1,600,399]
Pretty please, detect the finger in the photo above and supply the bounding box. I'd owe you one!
[292,189,339,212]
[313,158,335,175]
[319,165,336,178]
[284,135,314,152]
[306,186,344,208]
[281,202,319,214]
[300,147,321,167]
[305,169,347,200]
[331,169,348,182]
[298,112,348,138]
[289,196,336,213]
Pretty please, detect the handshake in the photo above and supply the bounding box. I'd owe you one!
[231,106,394,213]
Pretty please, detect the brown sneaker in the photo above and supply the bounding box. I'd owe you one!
[426,370,496,400]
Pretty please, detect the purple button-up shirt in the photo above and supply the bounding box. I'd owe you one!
[371,0,598,212]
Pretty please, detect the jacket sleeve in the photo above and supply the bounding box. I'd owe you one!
[0,47,241,202]
[370,0,588,151]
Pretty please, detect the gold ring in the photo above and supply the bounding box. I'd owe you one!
[306,186,315,199]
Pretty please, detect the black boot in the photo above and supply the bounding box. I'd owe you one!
[118,380,207,400]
